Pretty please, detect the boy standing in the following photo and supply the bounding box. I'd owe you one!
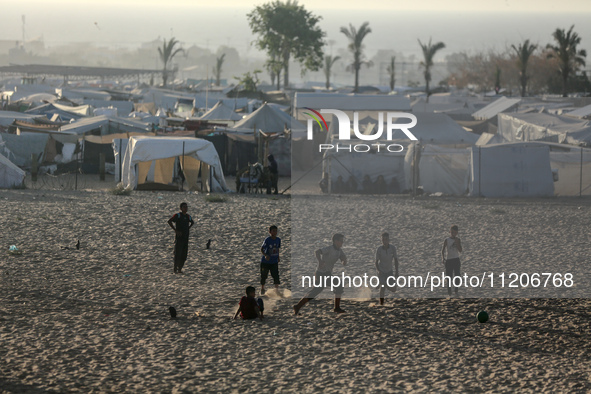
[260,225,281,295]
[234,286,264,320]
[375,232,399,305]
[167,202,194,274]
[441,225,463,296]
[293,233,347,315]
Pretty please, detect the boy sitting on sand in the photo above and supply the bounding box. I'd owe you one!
[441,225,463,296]
[293,233,347,315]
[260,225,281,295]
[234,286,264,321]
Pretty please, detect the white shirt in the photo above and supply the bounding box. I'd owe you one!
[445,237,461,260]
[316,245,346,273]
[376,245,398,273]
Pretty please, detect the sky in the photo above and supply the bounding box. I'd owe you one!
[3,0,591,65]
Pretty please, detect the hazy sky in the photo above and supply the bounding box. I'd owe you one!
[4,0,591,64]
[17,0,591,12]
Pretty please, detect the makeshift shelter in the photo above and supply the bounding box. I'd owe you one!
[0,132,49,167]
[198,101,242,121]
[404,144,471,195]
[0,151,25,188]
[565,104,591,119]
[497,112,591,146]
[25,102,92,122]
[472,97,521,120]
[549,146,591,196]
[0,111,46,127]
[121,136,228,192]
[231,102,304,133]
[58,115,152,136]
[469,143,555,197]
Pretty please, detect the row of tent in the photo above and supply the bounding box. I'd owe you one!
[290,93,591,197]
[326,142,590,197]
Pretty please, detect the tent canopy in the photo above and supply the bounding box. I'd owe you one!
[497,112,591,146]
[469,142,554,197]
[232,103,305,133]
[0,151,25,188]
[121,136,228,192]
[198,100,242,121]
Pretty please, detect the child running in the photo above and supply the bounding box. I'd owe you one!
[293,233,347,315]
[375,232,399,305]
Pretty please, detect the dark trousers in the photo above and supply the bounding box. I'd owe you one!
[260,262,280,285]
[268,173,279,194]
[174,237,189,271]
[304,270,344,298]
[445,258,461,292]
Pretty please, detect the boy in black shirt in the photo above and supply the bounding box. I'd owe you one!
[168,202,194,274]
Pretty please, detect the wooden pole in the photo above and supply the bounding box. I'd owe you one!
[580,147,584,197]
[99,153,105,181]
[31,153,37,182]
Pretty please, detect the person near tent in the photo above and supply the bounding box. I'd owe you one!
[441,225,463,296]
[375,232,399,305]
[167,202,195,274]
[267,154,279,194]
[293,233,348,315]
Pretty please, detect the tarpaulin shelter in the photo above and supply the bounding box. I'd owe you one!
[469,143,555,197]
[198,100,242,121]
[121,136,228,192]
[497,112,591,146]
[0,151,25,188]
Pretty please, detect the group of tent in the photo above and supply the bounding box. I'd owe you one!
[292,93,591,197]
[0,80,301,191]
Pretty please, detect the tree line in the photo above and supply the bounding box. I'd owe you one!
[156,1,588,98]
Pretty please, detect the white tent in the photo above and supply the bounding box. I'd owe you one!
[0,111,46,127]
[497,112,591,146]
[550,146,591,196]
[411,145,471,195]
[232,102,305,133]
[121,136,228,192]
[472,96,521,120]
[469,143,555,197]
[0,151,25,188]
[198,100,242,121]
[59,115,152,135]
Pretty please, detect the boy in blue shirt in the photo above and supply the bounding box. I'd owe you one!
[260,225,281,295]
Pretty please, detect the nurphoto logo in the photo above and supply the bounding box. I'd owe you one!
[303,108,418,153]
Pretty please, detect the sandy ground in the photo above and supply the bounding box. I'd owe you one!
[1,173,590,392]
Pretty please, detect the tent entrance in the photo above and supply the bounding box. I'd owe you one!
[135,156,209,191]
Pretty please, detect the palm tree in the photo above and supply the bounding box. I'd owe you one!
[340,22,372,93]
[418,38,445,102]
[212,53,226,86]
[323,55,340,90]
[386,56,396,91]
[511,40,537,97]
[546,25,587,97]
[157,38,184,87]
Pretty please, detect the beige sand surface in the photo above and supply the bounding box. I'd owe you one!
[1,175,590,392]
